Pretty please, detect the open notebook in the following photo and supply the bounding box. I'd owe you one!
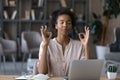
[16,74,49,80]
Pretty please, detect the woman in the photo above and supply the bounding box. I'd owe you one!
[38,8,90,77]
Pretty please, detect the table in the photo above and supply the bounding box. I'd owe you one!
[0,75,120,80]
[0,75,19,80]
[49,77,120,80]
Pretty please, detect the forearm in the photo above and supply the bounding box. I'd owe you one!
[84,44,89,59]
[38,45,48,74]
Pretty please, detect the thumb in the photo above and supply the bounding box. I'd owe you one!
[48,32,52,40]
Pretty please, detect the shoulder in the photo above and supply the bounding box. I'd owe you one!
[69,38,83,48]
[40,38,56,45]
[49,38,56,43]
[70,38,82,45]
[48,38,58,46]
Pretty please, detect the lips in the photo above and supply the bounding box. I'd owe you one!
[61,29,70,34]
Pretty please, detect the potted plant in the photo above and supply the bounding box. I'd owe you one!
[90,13,110,60]
[90,13,103,45]
[101,0,120,45]
[107,64,118,79]
[90,0,120,59]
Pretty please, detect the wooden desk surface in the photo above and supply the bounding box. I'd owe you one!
[49,77,120,80]
[0,75,120,80]
[0,75,19,80]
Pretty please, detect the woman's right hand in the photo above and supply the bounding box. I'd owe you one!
[40,25,52,46]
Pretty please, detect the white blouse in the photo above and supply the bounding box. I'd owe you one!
[39,38,85,77]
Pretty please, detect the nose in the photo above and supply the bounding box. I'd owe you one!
[62,23,68,29]
[63,22,67,26]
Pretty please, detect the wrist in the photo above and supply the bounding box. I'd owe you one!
[83,44,89,59]
[42,43,48,48]
[83,43,88,48]
[42,41,49,46]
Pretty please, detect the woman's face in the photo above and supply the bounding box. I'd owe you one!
[55,14,72,36]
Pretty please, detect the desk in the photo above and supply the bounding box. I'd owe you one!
[0,75,19,80]
[49,77,120,80]
[0,75,120,80]
[100,77,120,80]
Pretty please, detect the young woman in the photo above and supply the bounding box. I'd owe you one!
[38,8,90,77]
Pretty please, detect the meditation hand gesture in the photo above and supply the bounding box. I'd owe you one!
[40,25,52,46]
[78,26,90,46]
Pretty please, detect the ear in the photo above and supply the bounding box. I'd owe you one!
[55,24,58,29]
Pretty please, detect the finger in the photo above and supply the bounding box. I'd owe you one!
[87,27,89,30]
[41,26,44,29]
[85,26,89,34]
[85,29,90,41]
[40,26,43,32]
[86,27,90,35]
[40,26,46,38]
[40,26,44,33]
[44,25,47,31]
[84,26,89,31]
[86,27,89,31]
[48,32,52,40]
[86,31,90,39]
[84,26,87,32]
[78,33,85,40]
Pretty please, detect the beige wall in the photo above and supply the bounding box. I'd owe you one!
[89,0,120,58]
[89,0,120,44]
[89,0,104,22]
[108,16,120,44]
[89,0,104,58]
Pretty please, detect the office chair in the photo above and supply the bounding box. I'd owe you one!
[21,31,42,62]
[105,27,120,66]
[110,27,120,52]
[0,43,5,71]
[0,38,17,73]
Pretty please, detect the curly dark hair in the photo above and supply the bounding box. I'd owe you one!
[49,8,77,29]
[48,8,77,38]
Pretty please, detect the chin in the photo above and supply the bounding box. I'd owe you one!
[62,33,69,36]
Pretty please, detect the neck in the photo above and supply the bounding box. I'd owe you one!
[56,35,70,56]
[56,35,70,46]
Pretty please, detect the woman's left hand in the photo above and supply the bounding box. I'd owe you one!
[78,26,90,46]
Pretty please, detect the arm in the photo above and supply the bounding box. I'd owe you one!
[38,43,48,74]
[38,25,52,74]
[84,44,89,59]
[79,26,90,59]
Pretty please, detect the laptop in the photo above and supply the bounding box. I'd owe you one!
[68,59,104,80]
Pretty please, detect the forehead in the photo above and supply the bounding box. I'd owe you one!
[57,14,72,21]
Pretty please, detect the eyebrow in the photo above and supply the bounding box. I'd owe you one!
[59,20,71,22]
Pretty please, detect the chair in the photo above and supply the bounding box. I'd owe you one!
[0,43,4,71]
[110,27,120,52]
[0,38,17,73]
[21,31,42,62]
[105,27,120,62]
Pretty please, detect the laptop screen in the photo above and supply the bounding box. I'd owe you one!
[68,59,104,80]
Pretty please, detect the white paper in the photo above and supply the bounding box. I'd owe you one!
[16,74,49,80]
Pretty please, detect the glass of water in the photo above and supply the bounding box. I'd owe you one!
[22,71,33,80]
